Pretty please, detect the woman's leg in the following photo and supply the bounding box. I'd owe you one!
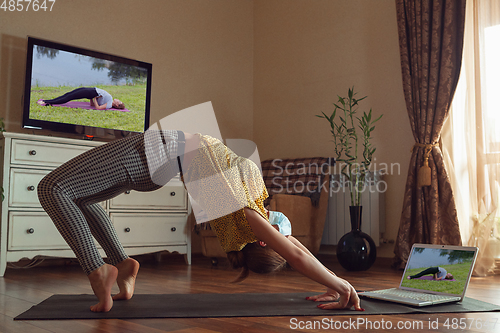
[77,202,128,266]
[37,133,170,311]
[76,201,140,301]
[38,176,118,312]
[43,87,98,105]
[409,267,439,279]
[38,139,137,275]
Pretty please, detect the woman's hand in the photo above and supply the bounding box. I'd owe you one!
[306,288,340,302]
[308,280,363,311]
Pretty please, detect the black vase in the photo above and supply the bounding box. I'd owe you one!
[336,206,377,271]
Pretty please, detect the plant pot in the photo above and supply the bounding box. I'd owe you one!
[336,206,377,271]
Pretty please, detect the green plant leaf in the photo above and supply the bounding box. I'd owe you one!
[373,114,383,123]
[331,109,337,121]
[315,87,382,200]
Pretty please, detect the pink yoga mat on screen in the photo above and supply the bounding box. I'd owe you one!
[38,99,130,112]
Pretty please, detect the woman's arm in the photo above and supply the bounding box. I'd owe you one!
[263,231,340,302]
[92,97,108,110]
[287,235,341,302]
[244,208,361,310]
[287,236,336,276]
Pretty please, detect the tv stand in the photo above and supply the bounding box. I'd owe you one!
[0,132,191,276]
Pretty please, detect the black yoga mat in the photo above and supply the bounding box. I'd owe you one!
[15,292,500,320]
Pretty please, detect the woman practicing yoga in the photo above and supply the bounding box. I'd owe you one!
[37,87,125,110]
[38,130,361,312]
[407,267,454,280]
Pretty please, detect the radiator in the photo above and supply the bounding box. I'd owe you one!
[321,172,385,246]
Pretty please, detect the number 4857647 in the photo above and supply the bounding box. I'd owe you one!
[1,0,56,12]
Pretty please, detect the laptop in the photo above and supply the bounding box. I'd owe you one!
[358,244,478,307]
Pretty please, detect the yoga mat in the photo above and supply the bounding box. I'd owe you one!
[38,99,130,112]
[14,292,500,320]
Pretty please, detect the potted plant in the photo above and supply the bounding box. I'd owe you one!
[316,87,382,271]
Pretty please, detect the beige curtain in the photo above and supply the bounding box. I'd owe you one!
[393,0,465,269]
[442,0,500,276]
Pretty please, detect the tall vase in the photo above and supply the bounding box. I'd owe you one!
[336,206,377,271]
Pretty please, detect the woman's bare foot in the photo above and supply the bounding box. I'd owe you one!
[113,258,140,301]
[88,264,118,312]
[37,99,47,106]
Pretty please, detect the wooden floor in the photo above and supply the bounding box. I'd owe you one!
[1,253,499,333]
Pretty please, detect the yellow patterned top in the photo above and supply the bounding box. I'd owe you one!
[183,134,269,252]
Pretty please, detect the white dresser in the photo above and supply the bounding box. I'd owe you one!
[0,132,191,276]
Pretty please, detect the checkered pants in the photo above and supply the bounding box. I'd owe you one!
[38,131,182,275]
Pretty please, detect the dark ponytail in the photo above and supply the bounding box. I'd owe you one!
[226,242,286,283]
[227,250,250,283]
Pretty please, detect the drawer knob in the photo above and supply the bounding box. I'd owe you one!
[170,191,176,196]
[125,190,131,195]
[27,185,35,191]
[27,228,35,234]
[29,150,37,156]
[124,227,131,233]
[171,227,176,232]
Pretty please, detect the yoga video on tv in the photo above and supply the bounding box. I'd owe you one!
[401,247,476,295]
[28,45,148,133]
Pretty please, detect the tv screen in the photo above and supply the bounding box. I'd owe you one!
[23,37,152,140]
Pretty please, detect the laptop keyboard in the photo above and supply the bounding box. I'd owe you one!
[370,288,457,302]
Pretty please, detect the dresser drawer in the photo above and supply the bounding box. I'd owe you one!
[110,181,187,210]
[9,168,48,207]
[8,168,106,210]
[112,213,187,246]
[11,139,92,167]
[8,211,69,250]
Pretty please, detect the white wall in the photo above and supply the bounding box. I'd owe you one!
[254,0,413,250]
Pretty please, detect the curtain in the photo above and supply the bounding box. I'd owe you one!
[442,0,500,276]
[393,0,465,269]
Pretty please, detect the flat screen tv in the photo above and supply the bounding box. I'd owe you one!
[23,37,152,141]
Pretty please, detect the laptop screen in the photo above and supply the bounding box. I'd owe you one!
[400,245,477,296]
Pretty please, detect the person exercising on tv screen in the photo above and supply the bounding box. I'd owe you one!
[407,266,454,280]
[37,87,125,110]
